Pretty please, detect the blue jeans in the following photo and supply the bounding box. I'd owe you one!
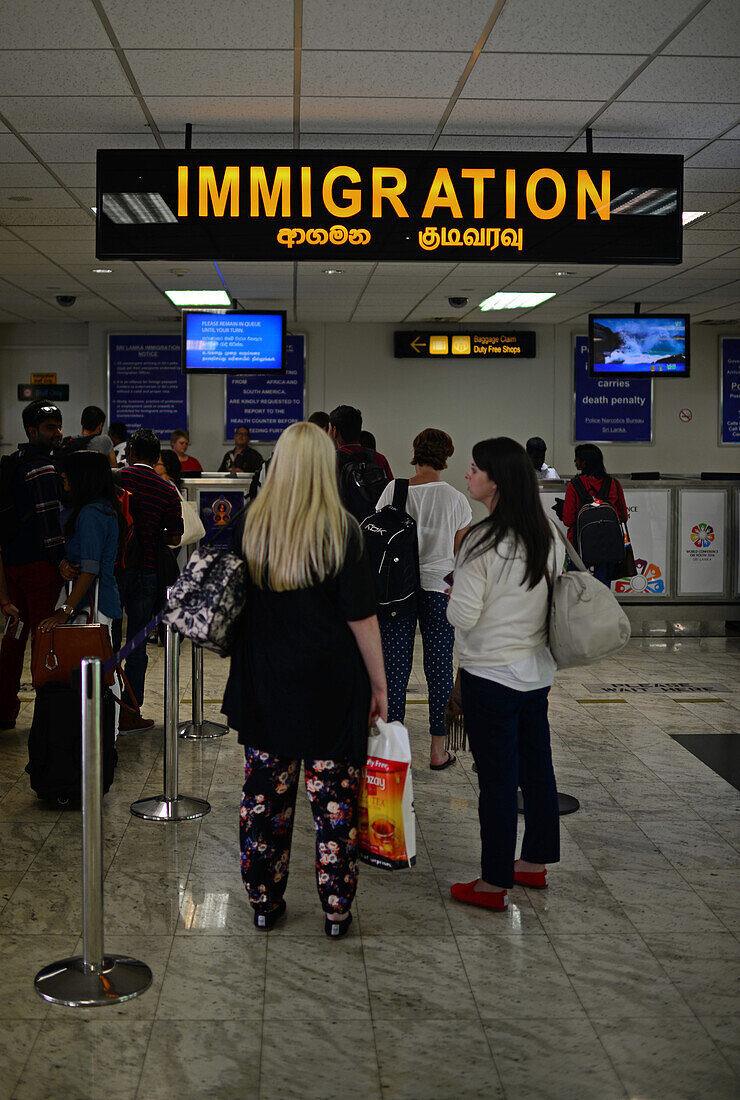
[460,670,560,888]
[379,590,454,738]
[119,570,158,711]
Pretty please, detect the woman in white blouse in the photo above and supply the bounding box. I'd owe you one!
[376,428,471,770]
[446,436,560,911]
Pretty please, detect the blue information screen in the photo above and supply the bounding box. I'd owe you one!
[184,312,285,372]
[574,338,652,443]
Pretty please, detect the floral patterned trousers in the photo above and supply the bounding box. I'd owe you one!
[240,746,361,915]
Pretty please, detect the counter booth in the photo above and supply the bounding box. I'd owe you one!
[540,478,740,632]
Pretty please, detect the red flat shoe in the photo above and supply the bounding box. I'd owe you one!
[450,880,508,910]
[513,868,548,888]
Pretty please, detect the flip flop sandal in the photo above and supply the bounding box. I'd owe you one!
[430,751,456,771]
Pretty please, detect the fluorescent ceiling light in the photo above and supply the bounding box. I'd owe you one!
[479,292,555,311]
[609,188,678,216]
[102,192,177,224]
[165,290,231,307]
[682,210,708,226]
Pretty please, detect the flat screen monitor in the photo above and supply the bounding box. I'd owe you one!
[182,310,286,373]
[588,314,689,378]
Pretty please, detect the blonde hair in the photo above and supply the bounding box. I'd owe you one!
[241,421,352,590]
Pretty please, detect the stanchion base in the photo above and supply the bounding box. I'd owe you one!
[130,795,211,821]
[178,720,228,740]
[517,790,580,816]
[35,955,152,1007]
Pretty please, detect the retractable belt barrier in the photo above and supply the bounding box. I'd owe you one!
[34,658,153,1007]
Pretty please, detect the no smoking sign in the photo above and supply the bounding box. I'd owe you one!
[678,408,693,423]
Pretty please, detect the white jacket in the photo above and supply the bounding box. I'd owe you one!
[447,531,558,669]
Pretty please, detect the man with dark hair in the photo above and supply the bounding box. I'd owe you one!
[218,425,263,473]
[0,401,75,729]
[308,411,330,431]
[64,404,116,467]
[119,428,183,731]
[526,436,559,481]
[328,405,393,521]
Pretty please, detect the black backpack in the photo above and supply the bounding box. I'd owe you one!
[338,448,390,522]
[0,451,34,546]
[572,476,626,567]
[360,479,420,621]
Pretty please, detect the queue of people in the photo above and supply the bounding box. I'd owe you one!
[0,399,629,935]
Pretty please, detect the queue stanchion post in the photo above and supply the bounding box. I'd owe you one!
[179,642,228,740]
[130,613,210,822]
[35,658,152,1006]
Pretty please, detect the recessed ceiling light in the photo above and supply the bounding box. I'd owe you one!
[170,268,190,276]
[682,210,708,226]
[553,271,575,277]
[91,207,97,214]
[323,268,344,275]
[164,289,231,306]
[92,268,113,274]
[8,195,32,202]
[479,292,556,311]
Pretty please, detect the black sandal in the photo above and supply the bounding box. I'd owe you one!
[430,751,456,771]
[325,911,353,938]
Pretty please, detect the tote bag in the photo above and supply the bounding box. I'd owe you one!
[548,526,631,669]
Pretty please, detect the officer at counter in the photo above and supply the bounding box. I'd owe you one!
[219,425,264,474]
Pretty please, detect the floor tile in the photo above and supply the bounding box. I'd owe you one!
[376,1017,503,1099]
[156,934,266,1020]
[643,931,740,1016]
[264,934,370,1021]
[524,869,638,935]
[260,1018,381,1100]
[136,1019,261,1099]
[597,867,728,934]
[0,1020,42,1097]
[364,935,478,1020]
[456,934,585,1019]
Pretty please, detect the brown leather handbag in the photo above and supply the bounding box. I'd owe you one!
[31,623,116,688]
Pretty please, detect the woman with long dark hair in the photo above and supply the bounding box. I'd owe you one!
[446,437,560,911]
[38,450,124,630]
[562,444,628,586]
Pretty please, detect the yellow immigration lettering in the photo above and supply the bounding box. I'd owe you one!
[525,169,566,220]
[198,166,240,217]
[177,165,188,216]
[250,166,291,217]
[461,168,496,218]
[421,168,463,219]
[577,169,610,220]
[372,167,409,218]
[323,166,362,218]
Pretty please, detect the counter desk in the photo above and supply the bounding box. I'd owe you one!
[183,476,739,625]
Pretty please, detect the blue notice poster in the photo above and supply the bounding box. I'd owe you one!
[109,335,187,441]
[721,337,740,444]
[225,335,305,442]
[574,337,652,443]
[197,489,248,549]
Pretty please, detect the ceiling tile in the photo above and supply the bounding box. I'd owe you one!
[464,53,642,101]
[303,0,492,50]
[26,133,159,162]
[585,137,705,157]
[483,0,698,54]
[0,207,93,225]
[684,168,740,192]
[0,162,56,188]
[1,1,110,48]
[0,50,130,96]
[161,131,293,149]
[445,100,598,136]
[148,97,292,131]
[300,133,430,149]
[664,0,740,55]
[686,140,740,168]
[1,97,147,132]
[126,50,293,96]
[301,98,446,133]
[0,187,78,208]
[46,164,97,188]
[597,100,740,138]
[0,132,36,163]
[301,51,468,98]
[436,135,571,152]
[619,57,740,103]
[104,0,293,48]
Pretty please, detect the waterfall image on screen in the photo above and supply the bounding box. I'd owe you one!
[590,316,688,375]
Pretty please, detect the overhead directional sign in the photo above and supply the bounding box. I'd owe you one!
[96,150,683,264]
[394,331,536,359]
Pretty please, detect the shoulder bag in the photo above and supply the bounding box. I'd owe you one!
[548,525,631,668]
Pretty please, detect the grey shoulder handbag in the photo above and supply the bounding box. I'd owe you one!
[548,526,631,669]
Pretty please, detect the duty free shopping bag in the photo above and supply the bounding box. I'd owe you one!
[359,719,416,870]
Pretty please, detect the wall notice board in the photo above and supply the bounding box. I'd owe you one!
[108,335,188,440]
[573,337,653,443]
[225,334,305,442]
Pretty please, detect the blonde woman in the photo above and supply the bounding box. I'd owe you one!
[222,421,387,937]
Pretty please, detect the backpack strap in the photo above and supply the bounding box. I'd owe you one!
[571,476,591,507]
[392,478,409,512]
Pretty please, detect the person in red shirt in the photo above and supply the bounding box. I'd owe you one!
[170,429,203,475]
[562,444,628,585]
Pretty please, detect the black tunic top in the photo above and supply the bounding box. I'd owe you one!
[222,527,376,762]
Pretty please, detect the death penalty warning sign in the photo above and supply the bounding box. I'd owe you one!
[574,338,653,443]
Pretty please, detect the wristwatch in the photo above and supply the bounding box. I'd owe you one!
[61,603,74,617]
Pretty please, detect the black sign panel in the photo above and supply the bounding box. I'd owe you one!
[96,150,683,265]
[395,331,536,358]
[17,384,69,402]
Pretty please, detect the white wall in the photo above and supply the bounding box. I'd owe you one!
[1,320,738,491]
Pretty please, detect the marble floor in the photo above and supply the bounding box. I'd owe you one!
[1,635,739,1099]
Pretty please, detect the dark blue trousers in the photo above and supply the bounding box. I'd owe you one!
[460,670,560,888]
[119,570,158,711]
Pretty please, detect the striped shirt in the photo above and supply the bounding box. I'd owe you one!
[1,444,65,567]
[121,464,183,571]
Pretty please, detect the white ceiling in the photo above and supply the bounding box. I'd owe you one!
[0,0,738,327]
